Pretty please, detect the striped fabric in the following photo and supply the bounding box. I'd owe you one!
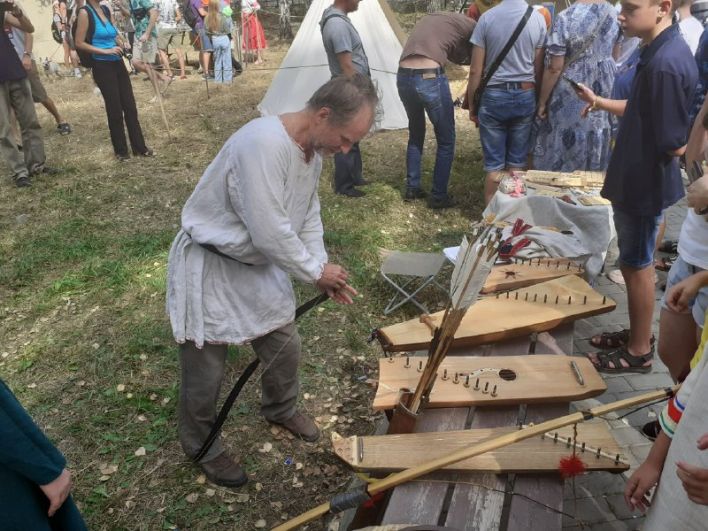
[659,395,686,438]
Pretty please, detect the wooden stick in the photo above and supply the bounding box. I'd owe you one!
[272,386,678,531]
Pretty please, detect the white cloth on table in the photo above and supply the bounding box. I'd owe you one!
[483,192,615,280]
[166,116,327,348]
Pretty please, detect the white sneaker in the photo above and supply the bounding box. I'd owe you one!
[74,68,82,78]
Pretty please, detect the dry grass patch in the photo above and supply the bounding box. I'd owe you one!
[0,29,485,530]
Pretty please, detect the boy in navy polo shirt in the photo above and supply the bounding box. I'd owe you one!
[574,0,698,374]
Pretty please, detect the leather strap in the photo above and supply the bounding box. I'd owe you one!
[473,6,534,108]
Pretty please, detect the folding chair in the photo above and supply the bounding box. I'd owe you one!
[380,251,449,315]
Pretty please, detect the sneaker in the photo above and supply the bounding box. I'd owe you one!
[273,411,320,442]
[404,187,427,201]
[337,188,365,198]
[116,153,130,162]
[199,453,248,488]
[641,420,661,441]
[354,178,371,186]
[15,175,31,187]
[57,122,72,135]
[74,68,82,78]
[132,148,154,157]
[427,196,457,209]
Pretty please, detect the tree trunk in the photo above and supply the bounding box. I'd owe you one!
[427,0,443,13]
[279,0,293,40]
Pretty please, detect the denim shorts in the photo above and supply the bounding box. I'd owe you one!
[613,208,662,269]
[478,88,536,172]
[661,255,708,327]
[197,28,213,51]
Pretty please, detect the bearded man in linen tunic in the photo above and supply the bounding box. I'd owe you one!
[166,74,378,487]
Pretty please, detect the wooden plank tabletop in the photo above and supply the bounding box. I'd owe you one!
[381,323,576,530]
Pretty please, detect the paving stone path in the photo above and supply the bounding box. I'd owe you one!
[562,199,687,530]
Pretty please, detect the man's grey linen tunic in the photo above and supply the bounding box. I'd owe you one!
[166,116,327,348]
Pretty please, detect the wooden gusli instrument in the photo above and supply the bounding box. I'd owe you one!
[481,257,584,294]
[373,355,606,410]
[522,170,605,188]
[376,275,615,352]
[273,387,677,530]
[332,420,629,474]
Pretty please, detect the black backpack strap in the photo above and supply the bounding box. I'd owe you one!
[474,5,534,106]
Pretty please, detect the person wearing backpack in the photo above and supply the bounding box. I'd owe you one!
[182,0,214,79]
[75,0,153,161]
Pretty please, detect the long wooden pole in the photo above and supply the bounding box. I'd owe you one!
[272,386,678,531]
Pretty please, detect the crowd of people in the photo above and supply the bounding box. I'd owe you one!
[6,0,708,526]
[0,0,270,181]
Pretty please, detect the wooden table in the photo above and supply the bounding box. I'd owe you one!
[377,323,575,530]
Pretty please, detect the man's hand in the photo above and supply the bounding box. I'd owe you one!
[316,264,357,305]
[22,55,32,71]
[537,103,547,120]
[325,283,358,304]
[624,460,661,512]
[139,33,148,43]
[40,468,72,517]
[469,108,479,126]
[688,174,708,211]
[316,263,349,291]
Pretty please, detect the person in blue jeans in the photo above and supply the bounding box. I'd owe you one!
[467,0,547,204]
[205,0,233,83]
[397,13,476,209]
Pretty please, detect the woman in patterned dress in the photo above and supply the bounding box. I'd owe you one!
[533,0,620,172]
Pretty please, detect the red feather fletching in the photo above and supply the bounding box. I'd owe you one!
[559,455,587,478]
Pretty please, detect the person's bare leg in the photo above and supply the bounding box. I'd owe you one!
[658,307,698,381]
[484,171,502,204]
[40,98,63,125]
[177,50,186,78]
[133,59,169,91]
[159,50,173,78]
[62,40,71,69]
[587,265,655,370]
[624,264,655,358]
[200,52,211,77]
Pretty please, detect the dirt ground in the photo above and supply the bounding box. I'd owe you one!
[0,16,486,530]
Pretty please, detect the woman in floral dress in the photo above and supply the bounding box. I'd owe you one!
[533,0,620,171]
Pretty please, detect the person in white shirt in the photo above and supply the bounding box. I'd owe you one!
[156,0,187,78]
[166,75,377,488]
[679,0,704,54]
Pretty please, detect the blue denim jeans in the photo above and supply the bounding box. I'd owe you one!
[211,35,232,83]
[396,70,455,200]
[613,207,663,269]
[478,87,536,172]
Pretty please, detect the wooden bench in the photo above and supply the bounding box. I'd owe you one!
[376,323,575,530]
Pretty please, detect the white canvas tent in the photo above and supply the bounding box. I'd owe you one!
[258,0,408,130]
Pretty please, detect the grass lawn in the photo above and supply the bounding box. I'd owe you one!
[0,28,486,530]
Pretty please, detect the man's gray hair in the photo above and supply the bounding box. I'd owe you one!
[307,74,382,126]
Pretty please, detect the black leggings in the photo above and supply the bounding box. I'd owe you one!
[92,59,147,156]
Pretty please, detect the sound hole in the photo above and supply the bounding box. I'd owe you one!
[499,369,517,381]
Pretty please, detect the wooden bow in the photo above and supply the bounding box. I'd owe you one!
[272,385,678,530]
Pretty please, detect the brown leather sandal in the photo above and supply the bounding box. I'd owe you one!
[589,329,656,349]
[589,346,654,374]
